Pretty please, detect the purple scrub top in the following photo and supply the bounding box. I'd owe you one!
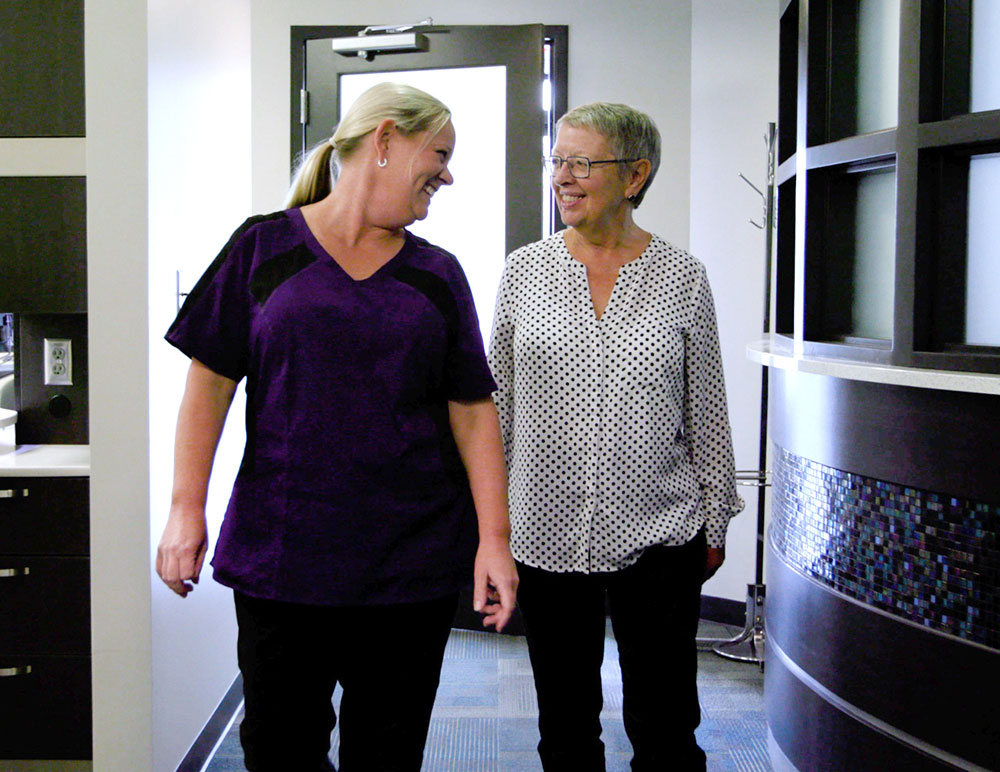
[166,208,496,606]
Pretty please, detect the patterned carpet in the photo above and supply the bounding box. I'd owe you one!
[206,620,770,771]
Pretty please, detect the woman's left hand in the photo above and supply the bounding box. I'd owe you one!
[703,546,726,582]
[473,536,519,632]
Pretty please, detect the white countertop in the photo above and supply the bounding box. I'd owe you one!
[0,424,90,476]
[747,335,1000,396]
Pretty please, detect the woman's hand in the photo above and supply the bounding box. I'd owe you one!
[448,397,518,630]
[703,546,725,583]
[156,507,208,597]
[155,359,236,598]
[473,536,519,632]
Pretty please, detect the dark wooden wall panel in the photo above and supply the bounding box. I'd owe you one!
[14,313,88,444]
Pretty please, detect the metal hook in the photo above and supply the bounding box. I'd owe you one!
[740,172,767,229]
[739,172,765,201]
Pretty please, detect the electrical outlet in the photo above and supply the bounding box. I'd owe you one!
[44,338,72,386]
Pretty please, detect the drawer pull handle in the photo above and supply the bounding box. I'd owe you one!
[0,488,30,499]
[0,567,30,578]
[0,666,32,677]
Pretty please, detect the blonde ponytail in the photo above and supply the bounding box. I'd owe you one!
[284,140,336,209]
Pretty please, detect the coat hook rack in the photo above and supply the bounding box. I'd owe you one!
[696,122,776,670]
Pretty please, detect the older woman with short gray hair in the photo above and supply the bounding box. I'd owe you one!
[489,102,742,771]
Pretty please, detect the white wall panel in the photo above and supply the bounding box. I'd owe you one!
[689,0,779,602]
[147,1,251,770]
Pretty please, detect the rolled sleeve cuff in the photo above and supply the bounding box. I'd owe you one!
[701,495,745,549]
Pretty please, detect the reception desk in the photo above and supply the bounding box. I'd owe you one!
[749,337,999,772]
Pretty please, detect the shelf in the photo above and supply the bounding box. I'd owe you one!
[805,131,896,170]
[747,335,1000,396]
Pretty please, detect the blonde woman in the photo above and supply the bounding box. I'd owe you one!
[156,83,517,772]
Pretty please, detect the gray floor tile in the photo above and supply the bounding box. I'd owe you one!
[498,717,539,752]
[498,750,544,772]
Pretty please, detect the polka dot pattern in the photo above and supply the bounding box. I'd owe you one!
[488,231,744,573]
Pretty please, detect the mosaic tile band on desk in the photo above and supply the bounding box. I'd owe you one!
[770,446,999,650]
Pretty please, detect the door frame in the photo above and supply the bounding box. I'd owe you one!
[290,24,568,251]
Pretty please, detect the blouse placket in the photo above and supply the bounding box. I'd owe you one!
[566,257,601,568]
[571,249,647,571]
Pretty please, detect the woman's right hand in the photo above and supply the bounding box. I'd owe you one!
[156,359,237,598]
[156,507,208,597]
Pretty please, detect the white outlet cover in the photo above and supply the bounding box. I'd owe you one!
[44,338,73,386]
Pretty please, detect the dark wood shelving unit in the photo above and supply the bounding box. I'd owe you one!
[774,0,1000,373]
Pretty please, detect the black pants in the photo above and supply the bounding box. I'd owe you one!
[516,530,708,772]
[233,591,458,772]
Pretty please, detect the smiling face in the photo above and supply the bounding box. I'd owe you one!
[550,125,633,235]
[387,119,456,225]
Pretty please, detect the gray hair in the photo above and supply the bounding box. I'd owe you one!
[556,102,661,208]
[284,82,451,209]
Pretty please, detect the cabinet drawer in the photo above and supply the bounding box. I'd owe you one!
[0,477,89,555]
[0,655,91,759]
[0,557,89,654]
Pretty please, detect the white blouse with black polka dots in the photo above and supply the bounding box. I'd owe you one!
[488,231,744,574]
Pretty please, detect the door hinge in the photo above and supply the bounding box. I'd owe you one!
[300,89,310,125]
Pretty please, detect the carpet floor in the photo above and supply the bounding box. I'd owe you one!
[206,619,770,771]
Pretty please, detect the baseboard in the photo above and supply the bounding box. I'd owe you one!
[176,674,244,772]
[700,595,746,627]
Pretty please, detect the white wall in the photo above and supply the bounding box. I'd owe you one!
[147,1,251,770]
[690,0,779,601]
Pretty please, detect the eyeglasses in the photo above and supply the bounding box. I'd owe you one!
[543,155,640,179]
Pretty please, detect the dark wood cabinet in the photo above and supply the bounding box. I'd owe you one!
[0,177,87,314]
[0,654,92,760]
[0,0,85,138]
[0,476,91,761]
[1,477,89,553]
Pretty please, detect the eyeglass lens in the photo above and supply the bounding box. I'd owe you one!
[545,156,590,178]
